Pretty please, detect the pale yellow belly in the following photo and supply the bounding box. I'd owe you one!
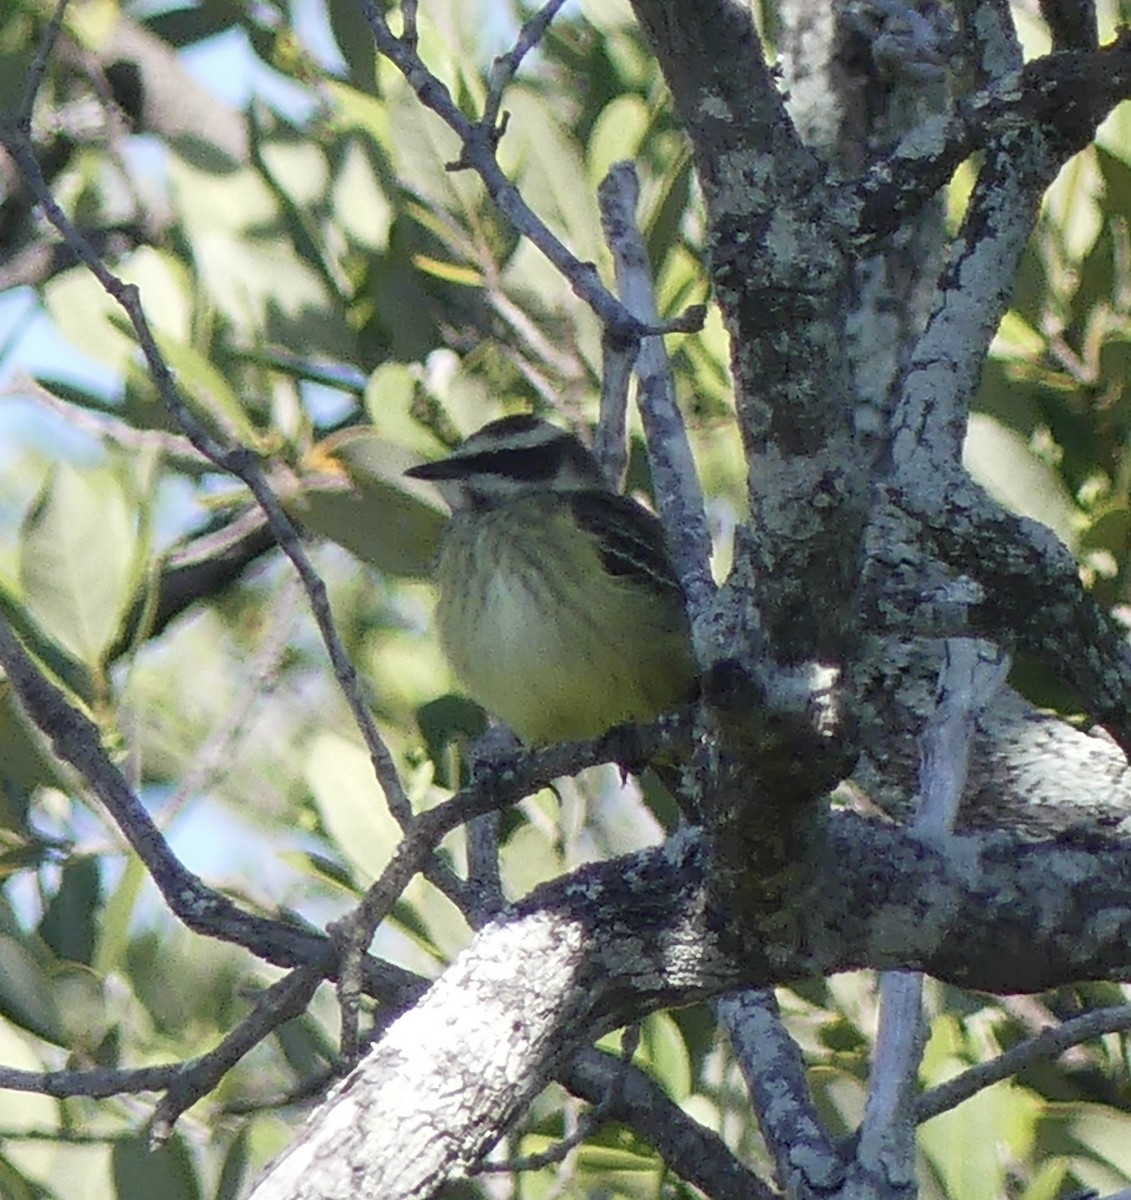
[434,508,694,745]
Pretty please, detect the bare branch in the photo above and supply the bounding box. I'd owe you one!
[597,161,716,635]
[593,323,634,489]
[560,1046,773,1200]
[917,1003,1131,1122]
[464,811,504,925]
[482,0,569,133]
[7,375,207,466]
[249,817,1131,1198]
[15,0,70,132]
[0,967,321,1126]
[718,988,841,1195]
[350,0,641,337]
[151,967,324,1144]
[895,477,1131,758]
[848,36,1131,249]
[0,612,426,1005]
[1039,0,1098,50]
[328,709,698,1031]
[473,1026,640,1175]
[2,81,474,913]
[954,0,1022,84]
[857,640,1008,1192]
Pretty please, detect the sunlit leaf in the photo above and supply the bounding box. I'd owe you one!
[305,731,400,884]
[19,465,138,669]
[963,413,1080,549]
[919,1076,1040,1200]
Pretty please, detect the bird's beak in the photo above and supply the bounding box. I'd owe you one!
[405,456,464,482]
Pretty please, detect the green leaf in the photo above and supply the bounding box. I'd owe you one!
[325,0,378,92]
[0,685,67,830]
[332,137,394,252]
[170,150,353,358]
[597,1012,692,1101]
[306,732,468,962]
[646,152,694,275]
[587,94,650,186]
[155,335,267,450]
[305,731,400,885]
[499,818,563,898]
[963,414,1080,550]
[112,1132,201,1200]
[416,695,488,789]
[94,853,145,977]
[1068,1104,1131,1179]
[52,962,110,1049]
[502,87,603,264]
[216,1128,250,1200]
[146,4,239,48]
[411,254,484,286]
[919,1075,1039,1200]
[296,429,447,577]
[39,858,101,966]
[0,1019,60,1148]
[19,464,138,670]
[276,849,359,895]
[1098,144,1131,221]
[42,248,192,375]
[0,934,66,1044]
[274,1013,336,1080]
[0,577,98,708]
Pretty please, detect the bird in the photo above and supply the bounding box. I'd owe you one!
[405,414,697,747]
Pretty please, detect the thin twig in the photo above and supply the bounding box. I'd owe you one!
[0,612,428,1007]
[328,709,695,1055]
[400,0,418,49]
[352,0,667,340]
[718,988,842,1194]
[593,325,634,488]
[151,966,325,1143]
[559,1046,772,1200]
[0,966,322,1122]
[859,635,1009,1182]
[7,375,208,465]
[15,0,70,132]
[465,811,504,924]
[482,0,569,132]
[5,44,475,922]
[485,283,583,381]
[917,1003,1131,1123]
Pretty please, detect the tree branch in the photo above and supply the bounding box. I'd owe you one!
[249,814,1131,1197]
[847,35,1131,248]
[917,1002,1131,1122]
[856,639,1008,1197]
[559,1046,772,1200]
[351,0,647,340]
[596,160,715,634]
[719,988,842,1195]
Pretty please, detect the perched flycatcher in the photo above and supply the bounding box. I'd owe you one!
[406,415,697,746]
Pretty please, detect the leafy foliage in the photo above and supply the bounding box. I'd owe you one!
[0,0,1129,1196]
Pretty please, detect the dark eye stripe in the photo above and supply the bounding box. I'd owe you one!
[458,440,568,482]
